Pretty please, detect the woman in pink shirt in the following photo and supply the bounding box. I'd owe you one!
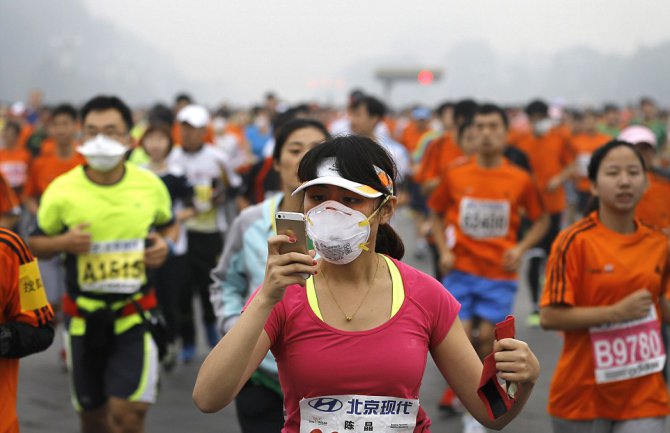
[194,135,540,432]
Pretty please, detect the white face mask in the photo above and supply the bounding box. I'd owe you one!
[306,198,387,265]
[533,118,555,136]
[77,134,127,172]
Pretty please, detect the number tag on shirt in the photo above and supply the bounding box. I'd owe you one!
[188,182,218,232]
[300,394,419,433]
[77,239,145,294]
[589,307,666,384]
[459,198,510,239]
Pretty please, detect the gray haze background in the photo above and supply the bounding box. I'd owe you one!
[1,0,669,108]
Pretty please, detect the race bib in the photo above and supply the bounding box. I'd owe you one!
[459,198,510,239]
[589,307,666,384]
[577,152,591,177]
[300,395,419,433]
[77,239,146,294]
[187,182,218,232]
[0,161,28,188]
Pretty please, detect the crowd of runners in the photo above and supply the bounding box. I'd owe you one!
[1,88,669,433]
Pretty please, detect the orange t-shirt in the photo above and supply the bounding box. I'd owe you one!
[400,122,430,154]
[415,133,463,184]
[38,138,57,156]
[428,158,545,280]
[0,147,32,190]
[541,213,670,421]
[514,129,574,213]
[16,124,34,149]
[636,173,670,230]
[22,151,85,199]
[572,132,612,192]
[0,173,20,215]
[0,228,54,433]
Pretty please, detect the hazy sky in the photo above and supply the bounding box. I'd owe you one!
[81,0,670,105]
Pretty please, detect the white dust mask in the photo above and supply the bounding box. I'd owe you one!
[306,198,387,265]
[77,134,128,172]
[533,118,555,136]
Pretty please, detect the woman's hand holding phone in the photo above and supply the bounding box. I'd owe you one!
[261,235,318,305]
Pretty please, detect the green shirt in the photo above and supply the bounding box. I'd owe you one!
[37,164,173,299]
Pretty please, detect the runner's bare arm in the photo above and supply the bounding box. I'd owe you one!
[0,214,19,229]
[193,235,318,413]
[516,213,549,253]
[29,223,92,258]
[541,289,654,330]
[431,317,539,429]
[193,298,273,413]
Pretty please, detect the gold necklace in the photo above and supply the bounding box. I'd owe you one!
[320,255,380,322]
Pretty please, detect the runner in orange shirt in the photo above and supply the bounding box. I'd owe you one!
[516,100,574,324]
[0,227,55,433]
[540,140,670,432]
[22,104,84,334]
[0,173,20,229]
[618,125,670,232]
[571,109,612,214]
[415,99,478,195]
[400,107,432,154]
[429,104,548,432]
[23,104,84,215]
[0,121,32,195]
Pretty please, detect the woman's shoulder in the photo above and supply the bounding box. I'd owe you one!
[389,258,450,301]
[554,215,600,250]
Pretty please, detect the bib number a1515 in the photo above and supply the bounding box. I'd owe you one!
[77,239,146,294]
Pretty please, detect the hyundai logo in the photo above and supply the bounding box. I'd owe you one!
[308,397,343,412]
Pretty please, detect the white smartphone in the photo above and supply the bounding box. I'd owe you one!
[275,211,310,280]
[275,212,308,255]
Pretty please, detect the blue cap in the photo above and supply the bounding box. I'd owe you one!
[412,107,431,120]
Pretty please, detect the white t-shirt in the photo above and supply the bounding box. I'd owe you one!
[168,145,241,233]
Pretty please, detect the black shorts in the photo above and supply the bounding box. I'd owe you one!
[66,322,159,411]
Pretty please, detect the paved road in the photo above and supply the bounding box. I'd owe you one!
[15,207,662,432]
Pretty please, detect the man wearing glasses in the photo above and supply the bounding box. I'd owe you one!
[29,95,179,433]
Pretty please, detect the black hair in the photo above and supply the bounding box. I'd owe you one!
[436,101,454,116]
[3,120,21,136]
[272,118,330,162]
[453,99,478,127]
[175,93,192,104]
[80,95,133,132]
[475,103,509,129]
[525,100,549,117]
[351,96,386,120]
[603,103,619,113]
[298,135,405,259]
[457,117,474,140]
[148,103,174,128]
[271,104,311,133]
[51,104,77,121]
[587,140,647,183]
[640,96,655,106]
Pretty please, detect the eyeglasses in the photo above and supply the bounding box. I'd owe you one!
[82,128,128,140]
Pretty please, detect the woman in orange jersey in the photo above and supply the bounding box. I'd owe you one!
[540,140,670,433]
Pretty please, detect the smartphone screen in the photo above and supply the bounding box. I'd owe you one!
[275,212,308,255]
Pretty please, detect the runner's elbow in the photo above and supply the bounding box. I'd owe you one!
[192,389,232,413]
[539,309,560,330]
